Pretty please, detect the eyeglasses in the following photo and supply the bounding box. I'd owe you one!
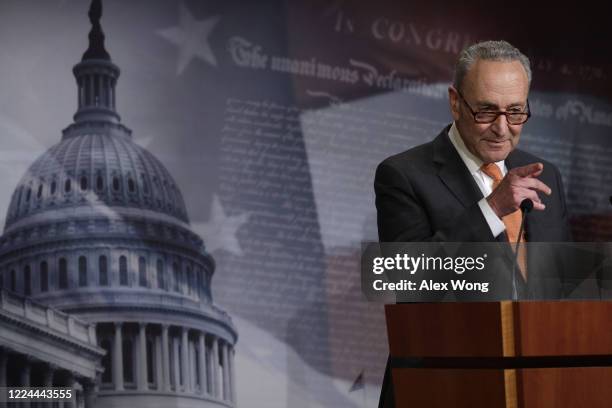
[456,90,531,125]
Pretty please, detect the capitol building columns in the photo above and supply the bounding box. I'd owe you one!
[222,341,230,401]
[83,380,97,408]
[62,371,75,408]
[95,322,235,401]
[137,323,147,391]
[198,332,207,396]
[42,364,54,387]
[0,347,101,408]
[19,358,31,408]
[229,346,236,403]
[211,336,220,398]
[161,324,171,392]
[181,327,189,393]
[0,325,235,405]
[112,323,124,391]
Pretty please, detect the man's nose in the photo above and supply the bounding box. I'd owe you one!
[490,113,510,136]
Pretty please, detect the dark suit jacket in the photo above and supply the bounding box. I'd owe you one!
[375,125,571,244]
[374,125,571,407]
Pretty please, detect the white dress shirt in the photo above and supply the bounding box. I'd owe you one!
[447,122,506,238]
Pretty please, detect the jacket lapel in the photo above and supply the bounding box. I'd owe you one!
[433,127,484,208]
[434,127,512,248]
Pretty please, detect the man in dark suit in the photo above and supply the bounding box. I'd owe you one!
[374,40,571,407]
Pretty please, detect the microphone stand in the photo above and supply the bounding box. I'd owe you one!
[512,199,533,300]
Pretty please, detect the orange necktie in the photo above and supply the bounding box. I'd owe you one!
[480,163,527,281]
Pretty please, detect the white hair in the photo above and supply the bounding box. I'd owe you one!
[453,40,532,91]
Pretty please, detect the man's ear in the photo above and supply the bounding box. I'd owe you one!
[448,86,460,121]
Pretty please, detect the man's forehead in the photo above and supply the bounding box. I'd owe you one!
[463,60,529,103]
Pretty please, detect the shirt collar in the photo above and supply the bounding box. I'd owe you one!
[447,122,505,175]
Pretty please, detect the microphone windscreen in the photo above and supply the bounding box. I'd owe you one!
[520,198,534,213]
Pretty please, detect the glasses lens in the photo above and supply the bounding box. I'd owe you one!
[507,113,529,125]
[474,112,499,123]
[475,112,529,124]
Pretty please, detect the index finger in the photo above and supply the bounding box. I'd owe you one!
[511,162,544,178]
[520,177,552,196]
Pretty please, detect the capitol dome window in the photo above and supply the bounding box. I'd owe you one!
[65,179,71,193]
[15,187,23,211]
[141,173,149,194]
[24,265,31,295]
[9,269,16,292]
[96,174,104,191]
[77,78,84,107]
[138,256,147,287]
[94,75,101,106]
[113,176,120,192]
[186,266,193,296]
[172,262,180,292]
[197,269,203,296]
[156,259,165,290]
[58,258,68,289]
[50,180,57,195]
[37,184,43,199]
[40,261,48,292]
[119,255,128,286]
[80,176,88,191]
[128,177,136,193]
[99,255,108,286]
[82,76,90,105]
[25,187,31,202]
[79,256,88,287]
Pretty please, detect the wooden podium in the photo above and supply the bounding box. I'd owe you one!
[385,302,612,407]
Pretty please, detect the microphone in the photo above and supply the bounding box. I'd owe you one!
[520,198,534,213]
[512,199,533,300]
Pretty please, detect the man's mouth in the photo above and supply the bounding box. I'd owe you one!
[483,139,508,146]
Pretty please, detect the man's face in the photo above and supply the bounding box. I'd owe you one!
[449,59,530,163]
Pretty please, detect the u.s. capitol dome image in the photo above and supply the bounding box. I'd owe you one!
[0,1,236,407]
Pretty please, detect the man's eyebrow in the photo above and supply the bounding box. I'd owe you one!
[475,101,499,109]
[475,101,526,109]
[506,102,526,109]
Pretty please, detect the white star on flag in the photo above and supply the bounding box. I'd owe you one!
[157,2,220,75]
[195,195,249,256]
